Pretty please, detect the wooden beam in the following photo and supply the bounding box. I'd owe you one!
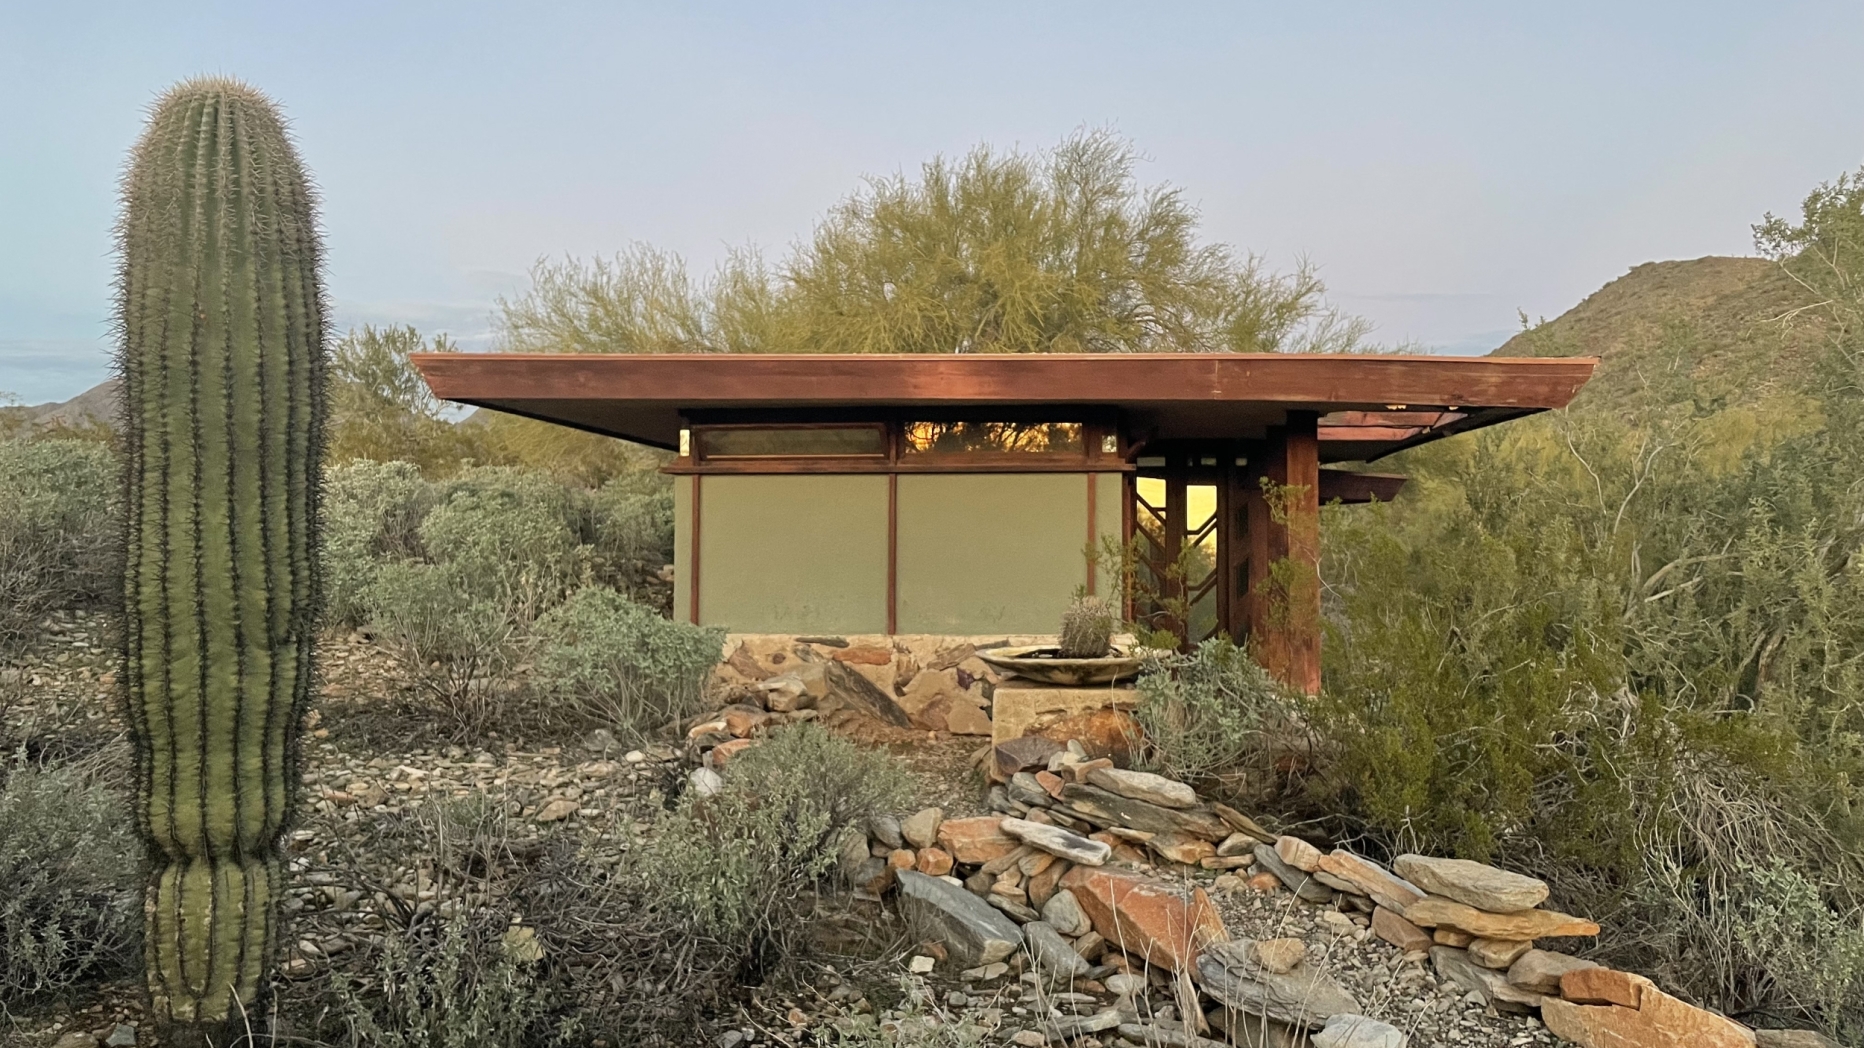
[1246,413,1322,695]
[1317,469,1408,504]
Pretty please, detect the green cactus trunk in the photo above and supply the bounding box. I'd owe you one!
[116,78,326,1033]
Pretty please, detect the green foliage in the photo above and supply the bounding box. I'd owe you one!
[531,587,723,736]
[323,460,435,628]
[1135,639,1296,787]
[643,724,913,965]
[417,468,589,617]
[328,325,486,474]
[1728,858,1864,1041]
[0,438,116,657]
[116,76,326,1031]
[1058,594,1114,659]
[496,131,1365,357]
[0,761,141,1000]
[364,561,521,732]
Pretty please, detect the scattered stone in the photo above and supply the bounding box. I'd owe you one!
[1371,906,1432,953]
[988,894,1041,923]
[1245,871,1282,894]
[1197,938,1360,1029]
[992,736,1065,782]
[1312,1014,1408,1048]
[1115,1023,1229,1048]
[52,1034,98,1048]
[1041,887,1092,937]
[868,814,903,848]
[1060,866,1228,972]
[1210,802,1277,843]
[1027,856,1071,907]
[1274,834,1323,871]
[901,806,944,849]
[1319,910,1359,936]
[1314,850,1424,914]
[1406,896,1599,940]
[895,870,1022,966]
[534,798,579,822]
[1010,1030,1047,1047]
[1430,946,1544,1013]
[937,816,1020,864]
[1148,832,1217,866]
[1061,782,1230,839]
[1044,1009,1125,1040]
[1468,936,1533,969]
[1008,771,1052,808]
[103,1026,136,1048]
[1106,971,1146,995]
[1000,817,1111,865]
[1023,920,1092,980]
[1253,842,1334,903]
[707,737,757,768]
[887,848,917,870]
[688,766,723,797]
[1216,832,1257,857]
[1506,948,1599,994]
[719,704,771,737]
[1253,937,1307,974]
[1391,854,1550,914]
[916,847,954,877]
[962,961,1011,981]
[909,954,936,973]
[1085,766,1199,809]
[1543,971,1756,1048]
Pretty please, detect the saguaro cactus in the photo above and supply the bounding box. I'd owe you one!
[116,78,326,1032]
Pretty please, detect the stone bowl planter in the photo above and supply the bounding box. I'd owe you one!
[974,645,1143,686]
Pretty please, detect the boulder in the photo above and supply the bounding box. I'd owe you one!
[1060,866,1228,972]
[937,816,1019,864]
[1468,937,1533,969]
[1542,978,1756,1048]
[942,699,992,736]
[1391,854,1549,914]
[1253,842,1335,903]
[1197,938,1360,1029]
[1405,897,1599,940]
[820,661,914,727]
[900,807,944,849]
[1560,967,1655,1008]
[895,870,1022,966]
[1312,1014,1408,1048]
[1033,707,1143,762]
[1041,887,1092,937]
[1314,850,1424,914]
[1086,767,1199,809]
[868,814,904,849]
[1060,782,1231,839]
[1506,948,1598,994]
[1274,835,1323,872]
[1022,920,1092,980]
[915,847,954,877]
[1430,946,1544,1013]
[1000,817,1111,866]
[1370,906,1432,953]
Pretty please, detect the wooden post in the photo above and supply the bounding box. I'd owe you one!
[1244,413,1321,694]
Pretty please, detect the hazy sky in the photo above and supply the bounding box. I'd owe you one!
[5,2,1864,404]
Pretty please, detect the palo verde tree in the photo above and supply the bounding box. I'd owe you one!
[116,77,327,1038]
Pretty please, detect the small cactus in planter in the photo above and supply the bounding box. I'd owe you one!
[116,78,327,1037]
[1058,595,1116,659]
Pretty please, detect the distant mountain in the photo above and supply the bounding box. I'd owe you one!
[1492,256,1829,413]
[4,377,120,431]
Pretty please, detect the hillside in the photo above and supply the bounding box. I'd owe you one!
[1493,256,1829,413]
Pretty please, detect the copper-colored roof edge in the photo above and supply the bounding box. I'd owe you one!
[411,351,1597,366]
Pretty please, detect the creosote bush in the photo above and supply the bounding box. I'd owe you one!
[531,586,724,736]
[0,760,141,1001]
[1134,638,1297,789]
[643,724,914,976]
[0,438,117,658]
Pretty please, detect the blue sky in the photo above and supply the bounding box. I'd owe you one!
[5,1,1864,404]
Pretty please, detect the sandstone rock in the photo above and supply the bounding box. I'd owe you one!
[1086,767,1199,809]
[988,894,1040,923]
[991,736,1065,783]
[1008,772,1052,808]
[850,856,893,895]
[1023,920,1092,980]
[1000,817,1111,865]
[1275,835,1323,871]
[534,798,579,822]
[1246,871,1282,894]
[1034,769,1068,800]
[896,870,1022,966]
[1060,782,1230,839]
[1754,1031,1843,1048]
[868,814,904,849]
[1312,1014,1407,1048]
[1150,832,1218,866]
[1468,937,1532,969]
[1069,756,1115,782]
[1505,948,1599,994]
[1314,850,1423,914]
[1405,897,1599,940]
[1033,708,1142,762]
[916,847,954,877]
[1542,977,1756,1048]
[832,644,892,665]
[707,738,756,768]
[887,848,917,870]
[720,704,771,737]
[1561,966,1653,1008]
[1217,832,1257,857]
[901,807,944,849]
[990,679,1139,746]
[1211,803,1278,843]
[938,816,1019,864]
[1200,854,1255,870]
[821,661,914,727]
[1433,927,1474,947]
[1026,857,1070,907]
[1253,843,1335,903]
[943,699,992,736]
[1254,937,1307,974]
[1430,946,1544,1013]
[1391,854,1549,914]
[1114,1024,1230,1048]
[1370,906,1433,953]
[1197,938,1360,1028]
[1060,866,1228,972]
[982,844,1037,876]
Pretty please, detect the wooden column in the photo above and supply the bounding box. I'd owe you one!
[1243,412,1321,694]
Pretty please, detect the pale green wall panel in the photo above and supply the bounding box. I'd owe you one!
[672,474,693,623]
[1094,471,1123,597]
[896,473,1091,634]
[697,474,889,633]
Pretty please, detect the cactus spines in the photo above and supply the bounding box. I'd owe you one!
[116,77,326,1033]
[1059,595,1115,659]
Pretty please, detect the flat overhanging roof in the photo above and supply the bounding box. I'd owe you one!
[412,352,1596,462]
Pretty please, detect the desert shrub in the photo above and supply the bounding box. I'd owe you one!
[0,760,140,1001]
[0,438,116,656]
[364,562,522,732]
[323,459,436,627]
[1135,638,1297,787]
[1728,858,1864,1041]
[643,724,914,975]
[589,481,674,607]
[419,467,590,618]
[531,586,722,735]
